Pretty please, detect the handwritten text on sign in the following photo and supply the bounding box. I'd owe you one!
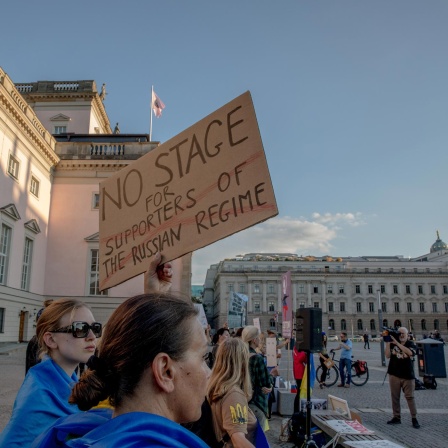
[99,91,278,290]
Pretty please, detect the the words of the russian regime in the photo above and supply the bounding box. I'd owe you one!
[101,105,268,278]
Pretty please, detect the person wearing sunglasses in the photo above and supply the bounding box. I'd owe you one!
[0,298,101,447]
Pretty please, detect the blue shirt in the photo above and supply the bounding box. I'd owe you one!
[0,358,79,448]
[340,339,353,359]
[64,412,210,448]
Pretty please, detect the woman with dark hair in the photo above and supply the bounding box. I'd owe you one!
[0,299,101,447]
[49,293,211,448]
[210,327,230,367]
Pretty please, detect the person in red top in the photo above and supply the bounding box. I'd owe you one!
[293,346,307,413]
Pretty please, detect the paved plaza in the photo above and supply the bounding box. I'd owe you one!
[1,340,447,447]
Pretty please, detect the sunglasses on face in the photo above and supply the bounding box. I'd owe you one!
[52,321,102,338]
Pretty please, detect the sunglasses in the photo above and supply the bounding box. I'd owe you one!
[52,321,102,338]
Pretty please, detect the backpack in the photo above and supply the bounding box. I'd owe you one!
[353,360,367,375]
[289,411,307,445]
[182,399,229,448]
[423,374,437,390]
[415,378,426,390]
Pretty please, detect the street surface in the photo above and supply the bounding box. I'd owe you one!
[1,341,447,447]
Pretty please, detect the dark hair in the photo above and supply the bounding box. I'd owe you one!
[70,293,198,410]
[234,327,244,338]
[212,327,229,345]
[341,331,348,337]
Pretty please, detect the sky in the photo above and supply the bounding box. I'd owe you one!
[2,1,448,284]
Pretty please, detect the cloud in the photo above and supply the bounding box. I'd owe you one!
[191,213,366,283]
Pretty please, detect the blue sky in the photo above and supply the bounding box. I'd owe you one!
[2,1,448,283]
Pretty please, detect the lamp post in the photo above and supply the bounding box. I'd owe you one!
[377,290,386,366]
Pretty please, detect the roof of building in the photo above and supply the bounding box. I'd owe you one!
[430,230,447,253]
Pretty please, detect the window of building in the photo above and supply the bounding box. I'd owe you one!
[314,302,320,308]
[394,302,400,312]
[383,319,388,328]
[313,285,319,293]
[356,302,362,312]
[431,285,436,294]
[89,249,107,296]
[92,193,100,209]
[338,284,345,294]
[380,285,386,294]
[239,284,245,293]
[299,301,305,308]
[21,237,33,291]
[340,302,345,312]
[393,285,399,294]
[269,318,276,329]
[418,285,424,294]
[407,302,412,312]
[420,302,425,312]
[341,319,347,331]
[8,154,19,179]
[443,285,448,294]
[421,319,427,331]
[0,307,4,332]
[369,302,374,312]
[368,285,373,294]
[445,303,448,313]
[405,285,411,294]
[434,319,439,330]
[357,319,363,330]
[328,302,334,312]
[298,283,305,294]
[329,319,335,330]
[253,283,260,294]
[268,301,275,312]
[54,125,67,134]
[355,285,361,294]
[30,176,40,197]
[254,301,260,312]
[370,319,376,330]
[228,283,234,292]
[267,265,272,272]
[432,303,438,313]
[382,302,387,312]
[268,283,275,294]
[0,224,12,285]
[327,284,333,294]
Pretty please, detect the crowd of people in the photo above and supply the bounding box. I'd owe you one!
[3,251,437,446]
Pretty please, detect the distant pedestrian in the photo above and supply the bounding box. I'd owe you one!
[385,326,420,429]
[331,332,352,388]
[363,333,370,349]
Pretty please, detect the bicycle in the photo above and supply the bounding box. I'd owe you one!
[315,351,369,387]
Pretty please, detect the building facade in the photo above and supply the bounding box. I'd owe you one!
[203,237,448,339]
[0,68,191,343]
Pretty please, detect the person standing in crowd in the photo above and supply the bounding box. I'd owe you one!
[207,338,268,448]
[0,299,102,447]
[242,326,278,431]
[211,327,231,367]
[385,327,420,429]
[293,345,307,413]
[60,293,210,448]
[317,332,329,389]
[25,299,54,373]
[363,332,370,349]
[331,331,353,388]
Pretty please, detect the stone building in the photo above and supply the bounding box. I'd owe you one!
[0,68,190,343]
[203,234,448,339]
